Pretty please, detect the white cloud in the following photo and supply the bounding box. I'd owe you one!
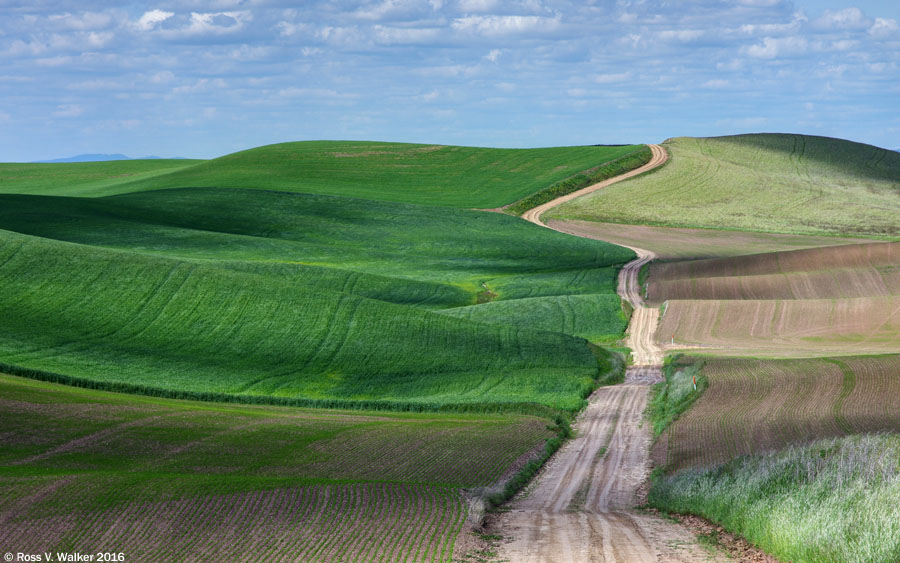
[458,0,500,12]
[373,25,441,44]
[658,29,704,42]
[594,72,631,84]
[742,36,808,58]
[184,11,250,35]
[173,78,226,94]
[149,71,175,84]
[53,104,84,117]
[485,48,501,62]
[135,9,174,31]
[451,15,560,36]
[869,18,899,39]
[702,79,729,89]
[813,8,869,31]
[48,12,114,31]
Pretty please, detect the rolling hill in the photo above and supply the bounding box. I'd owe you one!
[2,141,644,207]
[547,133,900,237]
[0,143,641,412]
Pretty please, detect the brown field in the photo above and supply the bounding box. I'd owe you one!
[658,296,900,357]
[545,219,877,260]
[2,482,465,562]
[652,355,900,471]
[0,374,554,561]
[649,241,900,301]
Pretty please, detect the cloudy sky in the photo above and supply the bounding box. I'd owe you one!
[1,0,898,161]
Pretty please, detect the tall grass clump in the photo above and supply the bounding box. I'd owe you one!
[646,355,707,437]
[650,433,900,563]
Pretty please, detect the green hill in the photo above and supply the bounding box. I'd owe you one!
[548,134,900,237]
[1,141,642,207]
[0,188,633,412]
[0,159,201,197]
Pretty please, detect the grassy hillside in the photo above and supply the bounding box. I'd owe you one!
[439,294,627,344]
[0,188,633,412]
[548,134,900,237]
[0,373,555,560]
[652,355,900,471]
[0,159,201,197]
[2,141,643,207]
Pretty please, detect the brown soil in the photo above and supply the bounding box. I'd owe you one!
[545,220,876,261]
[649,241,900,302]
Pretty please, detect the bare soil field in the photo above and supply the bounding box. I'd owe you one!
[545,220,876,261]
[0,374,555,561]
[649,242,900,302]
[652,355,900,471]
[2,482,465,562]
[658,296,900,357]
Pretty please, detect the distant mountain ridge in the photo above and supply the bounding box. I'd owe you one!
[34,153,187,163]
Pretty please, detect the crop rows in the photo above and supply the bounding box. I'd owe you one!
[0,374,561,560]
[1,483,466,562]
[0,185,635,411]
[657,296,900,356]
[649,241,900,301]
[653,355,900,471]
[438,293,626,342]
[544,220,873,261]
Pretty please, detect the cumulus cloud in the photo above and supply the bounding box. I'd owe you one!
[869,18,899,38]
[134,9,174,31]
[2,0,899,161]
[742,36,808,58]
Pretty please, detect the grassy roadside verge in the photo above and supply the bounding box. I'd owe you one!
[646,355,708,438]
[649,433,900,562]
[506,146,653,216]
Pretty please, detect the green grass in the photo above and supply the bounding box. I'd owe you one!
[3,141,642,207]
[0,373,556,560]
[646,356,708,438]
[0,159,201,197]
[0,188,633,412]
[438,294,627,343]
[548,134,900,237]
[650,433,900,563]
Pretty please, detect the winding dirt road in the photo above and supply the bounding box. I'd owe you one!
[491,144,724,561]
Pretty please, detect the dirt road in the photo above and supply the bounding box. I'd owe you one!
[520,144,669,228]
[492,143,724,561]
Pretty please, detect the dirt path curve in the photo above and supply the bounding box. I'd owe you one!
[490,144,725,562]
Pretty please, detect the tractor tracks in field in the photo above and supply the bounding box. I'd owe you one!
[488,143,725,562]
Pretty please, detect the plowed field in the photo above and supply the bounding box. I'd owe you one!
[652,355,900,471]
[649,242,900,301]
[0,374,556,560]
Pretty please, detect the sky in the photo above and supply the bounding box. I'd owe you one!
[1,0,898,161]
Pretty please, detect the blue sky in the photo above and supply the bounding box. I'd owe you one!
[1,0,898,161]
